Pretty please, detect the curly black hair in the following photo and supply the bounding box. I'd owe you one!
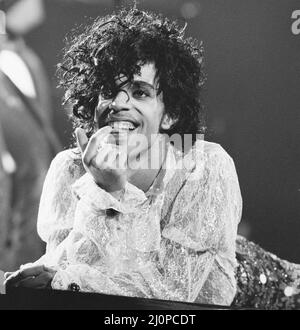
[57,8,206,143]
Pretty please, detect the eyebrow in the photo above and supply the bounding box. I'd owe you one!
[118,79,157,92]
[132,80,157,91]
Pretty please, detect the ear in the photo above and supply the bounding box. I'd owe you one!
[160,114,177,130]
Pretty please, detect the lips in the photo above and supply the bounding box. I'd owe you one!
[109,121,136,131]
[106,115,140,133]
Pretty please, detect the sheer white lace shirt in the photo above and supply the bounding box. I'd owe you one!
[30,140,242,305]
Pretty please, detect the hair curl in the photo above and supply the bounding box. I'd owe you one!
[57,8,206,142]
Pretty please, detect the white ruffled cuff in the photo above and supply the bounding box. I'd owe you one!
[72,173,147,214]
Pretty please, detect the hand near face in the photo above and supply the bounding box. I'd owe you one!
[4,265,56,289]
[75,126,128,193]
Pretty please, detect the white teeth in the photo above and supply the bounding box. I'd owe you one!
[109,121,136,131]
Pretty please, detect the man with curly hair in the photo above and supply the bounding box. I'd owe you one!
[4,8,242,306]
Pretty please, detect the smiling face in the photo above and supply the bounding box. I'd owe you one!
[95,63,172,162]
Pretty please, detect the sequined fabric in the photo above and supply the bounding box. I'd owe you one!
[32,140,242,306]
[232,236,300,309]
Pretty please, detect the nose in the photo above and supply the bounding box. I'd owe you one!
[111,89,131,112]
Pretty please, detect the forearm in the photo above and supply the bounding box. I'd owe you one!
[51,264,152,298]
[50,244,219,303]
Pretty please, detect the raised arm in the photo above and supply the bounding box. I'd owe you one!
[51,143,242,305]
[36,150,83,255]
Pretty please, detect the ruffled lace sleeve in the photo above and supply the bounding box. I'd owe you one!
[36,149,147,259]
[159,141,243,305]
[36,149,84,253]
[72,172,147,214]
[162,142,242,251]
[49,142,242,306]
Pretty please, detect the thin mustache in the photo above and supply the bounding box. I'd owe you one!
[97,110,138,128]
[96,102,138,126]
[106,114,138,124]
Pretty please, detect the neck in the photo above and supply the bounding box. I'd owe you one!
[127,135,168,193]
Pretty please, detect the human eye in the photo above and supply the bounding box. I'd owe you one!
[132,88,149,99]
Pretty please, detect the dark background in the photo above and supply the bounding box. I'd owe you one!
[19,0,300,261]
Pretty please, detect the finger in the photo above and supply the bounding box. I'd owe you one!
[110,148,127,171]
[83,126,112,165]
[5,265,46,287]
[19,265,45,278]
[4,272,14,279]
[116,150,128,170]
[14,276,37,288]
[75,128,89,153]
[94,99,112,128]
[18,277,35,287]
[16,272,53,289]
[94,144,118,169]
[104,147,121,169]
[4,270,23,287]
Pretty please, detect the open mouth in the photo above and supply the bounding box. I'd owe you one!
[108,121,139,133]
